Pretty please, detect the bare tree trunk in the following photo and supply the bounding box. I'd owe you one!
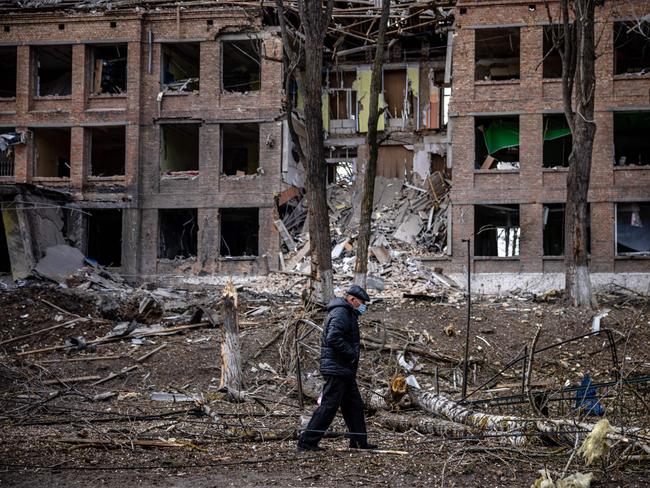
[353,0,390,288]
[559,0,597,308]
[281,0,334,303]
[220,280,242,390]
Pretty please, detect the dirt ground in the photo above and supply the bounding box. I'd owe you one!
[1,280,649,487]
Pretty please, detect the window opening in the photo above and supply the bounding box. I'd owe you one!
[326,146,356,184]
[161,43,199,92]
[475,28,520,81]
[36,45,72,96]
[543,203,591,256]
[91,44,127,95]
[222,40,261,92]
[543,114,572,168]
[326,70,357,120]
[475,204,520,257]
[383,68,414,120]
[0,46,17,98]
[33,127,71,177]
[614,111,650,166]
[614,21,650,75]
[543,203,564,256]
[161,124,199,177]
[222,123,259,176]
[86,208,122,266]
[475,116,520,170]
[90,126,126,177]
[0,128,22,177]
[542,25,563,79]
[617,203,650,255]
[220,207,259,257]
[158,208,198,259]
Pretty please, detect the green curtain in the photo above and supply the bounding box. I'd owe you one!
[543,117,571,141]
[483,119,520,154]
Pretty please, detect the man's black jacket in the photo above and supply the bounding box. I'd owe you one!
[320,297,360,377]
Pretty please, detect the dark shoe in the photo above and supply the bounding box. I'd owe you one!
[297,443,325,453]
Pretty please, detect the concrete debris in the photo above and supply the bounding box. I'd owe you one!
[34,245,85,284]
[279,173,453,299]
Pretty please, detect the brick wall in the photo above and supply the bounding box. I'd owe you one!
[449,0,650,276]
[0,8,285,280]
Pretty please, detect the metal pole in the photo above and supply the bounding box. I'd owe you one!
[461,238,471,399]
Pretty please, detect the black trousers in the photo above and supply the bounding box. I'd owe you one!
[298,374,368,447]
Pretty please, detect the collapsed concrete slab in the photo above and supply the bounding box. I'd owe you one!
[34,244,85,284]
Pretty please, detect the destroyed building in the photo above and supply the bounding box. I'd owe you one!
[0,0,284,281]
[447,0,650,293]
[0,0,648,294]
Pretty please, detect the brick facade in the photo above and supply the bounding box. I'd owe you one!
[448,0,650,287]
[0,7,284,281]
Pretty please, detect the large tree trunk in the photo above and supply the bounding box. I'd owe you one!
[405,381,650,451]
[353,0,390,288]
[300,0,334,303]
[219,280,242,391]
[561,0,597,308]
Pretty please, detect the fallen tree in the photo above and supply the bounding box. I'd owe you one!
[401,376,650,454]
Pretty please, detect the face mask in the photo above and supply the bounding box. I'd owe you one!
[356,303,367,315]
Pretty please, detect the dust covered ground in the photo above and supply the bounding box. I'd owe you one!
[1,280,649,487]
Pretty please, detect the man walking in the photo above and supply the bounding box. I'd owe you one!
[297,285,377,452]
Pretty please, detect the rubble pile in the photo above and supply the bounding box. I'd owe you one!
[278,172,454,296]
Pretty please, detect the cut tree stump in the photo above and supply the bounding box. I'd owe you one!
[220,280,242,391]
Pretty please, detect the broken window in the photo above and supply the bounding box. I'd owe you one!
[475,27,520,81]
[220,207,259,257]
[542,25,563,79]
[543,203,591,256]
[158,209,198,259]
[543,203,565,256]
[382,67,418,122]
[86,209,122,267]
[0,46,17,98]
[161,124,199,177]
[161,43,199,92]
[475,204,520,257]
[222,123,259,176]
[384,69,407,119]
[475,116,519,170]
[614,21,650,75]
[614,111,650,166]
[90,44,127,95]
[0,128,20,177]
[326,70,357,120]
[326,146,357,184]
[543,114,572,168]
[222,39,261,92]
[89,126,126,177]
[33,127,71,178]
[616,203,650,255]
[36,45,72,96]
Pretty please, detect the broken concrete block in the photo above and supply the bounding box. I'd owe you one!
[366,275,385,291]
[369,245,391,265]
[331,239,349,260]
[34,245,85,284]
[393,214,422,244]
